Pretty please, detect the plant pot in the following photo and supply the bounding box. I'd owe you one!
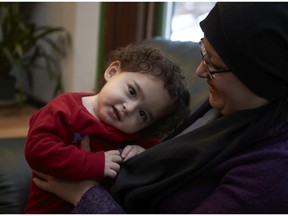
[0,77,17,107]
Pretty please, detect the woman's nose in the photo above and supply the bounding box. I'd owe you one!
[196,61,209,78]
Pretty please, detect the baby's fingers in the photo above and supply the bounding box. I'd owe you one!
[105,163,121,178]
[121,145,133,158]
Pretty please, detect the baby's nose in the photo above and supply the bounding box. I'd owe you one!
[123,101,138,113]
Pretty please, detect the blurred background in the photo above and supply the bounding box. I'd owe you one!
[0,2,216,106]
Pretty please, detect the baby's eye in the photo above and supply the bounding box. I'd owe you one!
[128,86,136,97]
[139,110,147,121]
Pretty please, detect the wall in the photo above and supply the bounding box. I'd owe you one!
[30,2,100,103]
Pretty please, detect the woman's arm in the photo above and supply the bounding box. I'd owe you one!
[32,171,125,213]
[72,186,125,214]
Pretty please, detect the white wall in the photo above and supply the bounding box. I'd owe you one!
[31,2,100,103]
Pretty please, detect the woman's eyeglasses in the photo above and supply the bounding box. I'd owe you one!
[198,38,231,79]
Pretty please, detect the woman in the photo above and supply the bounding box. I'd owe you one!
[33,2,288,213]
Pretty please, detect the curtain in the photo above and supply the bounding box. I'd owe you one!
[96,2,166,90]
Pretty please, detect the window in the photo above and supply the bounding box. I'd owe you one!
[166,2,216,42]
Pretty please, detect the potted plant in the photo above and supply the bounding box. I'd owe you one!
[0,2,70,106]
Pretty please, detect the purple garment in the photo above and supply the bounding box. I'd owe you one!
[73,132,288,213]
[71,186,124,214]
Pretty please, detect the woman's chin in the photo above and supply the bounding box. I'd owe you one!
[209,94,223,110]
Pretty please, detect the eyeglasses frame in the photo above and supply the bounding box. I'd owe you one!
[198,38,231,79]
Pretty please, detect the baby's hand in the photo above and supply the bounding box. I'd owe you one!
[104,150,122,178]
[121,145,145,161]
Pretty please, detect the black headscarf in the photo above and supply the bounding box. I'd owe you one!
[110,2,288,213]
[200,2,288,101]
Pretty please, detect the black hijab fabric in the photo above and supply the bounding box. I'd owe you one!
[110,2,288,213]
[110,96,288,213]
[200,2,288,101]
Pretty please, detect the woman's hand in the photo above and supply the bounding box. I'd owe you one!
[32,171,97,206]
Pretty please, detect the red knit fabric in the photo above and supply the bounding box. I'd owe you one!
[24,92,159,213]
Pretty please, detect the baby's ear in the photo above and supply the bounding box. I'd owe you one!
[104,61,121,81]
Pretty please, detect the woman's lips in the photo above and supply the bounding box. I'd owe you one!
[207,80,217,93]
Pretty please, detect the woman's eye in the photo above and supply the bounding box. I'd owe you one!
[204,58,219,70]
[204,59,214,69]
[206,59,222,70]
[204,58,210,66]
[139,110,147,121]
[128,87,136,97]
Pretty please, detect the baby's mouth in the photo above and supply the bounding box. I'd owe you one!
[112,106,121,121]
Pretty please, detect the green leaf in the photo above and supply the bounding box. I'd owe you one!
[0,2,71,99]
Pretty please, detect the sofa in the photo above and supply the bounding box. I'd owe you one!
[0,138,31,213]
[142,37,209,113]
[0,37,209,213]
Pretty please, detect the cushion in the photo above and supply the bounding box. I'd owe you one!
[143,37,209,113]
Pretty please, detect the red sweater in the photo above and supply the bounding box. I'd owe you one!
[24,92,159,213]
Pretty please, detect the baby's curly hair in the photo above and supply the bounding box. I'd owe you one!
[104,43,190,138]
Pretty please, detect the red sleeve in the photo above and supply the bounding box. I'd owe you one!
[25,93,105,181]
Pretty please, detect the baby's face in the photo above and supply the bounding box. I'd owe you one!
[94,71,173,134]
